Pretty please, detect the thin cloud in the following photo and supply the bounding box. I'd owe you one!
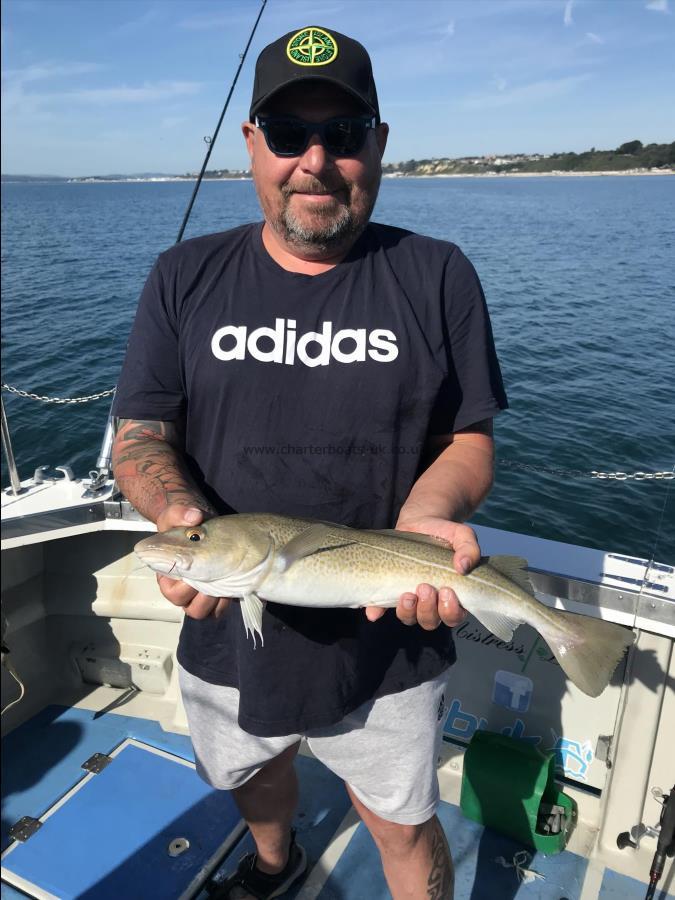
[585,32,604,44]
[112,7,162,36]
[2,62,103,85]
[564,0,574,26]
[59,81,202,105]
[177,10,255,30]
[1,62,105,115]
[645,0,669,10]
[180,5,345,30]
[462,73,591,110]
[161,115,188,129]
[426,18,456,41]
[2,76,202,115]
[417,19,456,42]
[178,12,230,30]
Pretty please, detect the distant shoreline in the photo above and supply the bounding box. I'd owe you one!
[383,168,674,179]
[3,169,673,185]
[72,168,673,183]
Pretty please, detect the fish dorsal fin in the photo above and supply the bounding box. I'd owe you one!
[278,524,357,570]
[487,555,533,595]
[471,609,524,644]
[241,592,265,647]
[370,529,453,550]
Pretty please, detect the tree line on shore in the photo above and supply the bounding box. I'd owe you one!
[3,140,673,182]
[384,140,675,177]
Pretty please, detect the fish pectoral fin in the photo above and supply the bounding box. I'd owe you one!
[370,529,453,550]
[277,524,357,571]
[471,609,524,643]
[487,555,533,596]
[241,593,265,647]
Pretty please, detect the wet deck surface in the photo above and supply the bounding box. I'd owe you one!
[2,705,672,899]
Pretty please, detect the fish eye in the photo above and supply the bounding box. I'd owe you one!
[186,529,203,542]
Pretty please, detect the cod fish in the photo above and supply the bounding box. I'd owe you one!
[135,513,634,697]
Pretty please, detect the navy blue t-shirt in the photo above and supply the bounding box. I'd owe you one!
[113,221,508,736]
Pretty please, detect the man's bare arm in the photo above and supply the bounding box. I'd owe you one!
[112,419,227,620]
[396,419,495,529]
[366,419,495,629]
[112,418,216,523]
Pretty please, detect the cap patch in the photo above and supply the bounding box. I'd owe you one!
[286,27,338,67]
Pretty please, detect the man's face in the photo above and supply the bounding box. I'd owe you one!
[242,83,388,257]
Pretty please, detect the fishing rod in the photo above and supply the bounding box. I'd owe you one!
[176,0,267,244]
[645,786,675,900]
[86,0,268,492]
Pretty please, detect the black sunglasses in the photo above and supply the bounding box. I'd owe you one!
[254,115,377,158]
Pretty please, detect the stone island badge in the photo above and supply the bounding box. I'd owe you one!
[286,27,338,67]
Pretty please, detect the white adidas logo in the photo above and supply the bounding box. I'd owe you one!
[211,318,399,367]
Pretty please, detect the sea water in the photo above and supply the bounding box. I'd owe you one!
[1,176,673,560]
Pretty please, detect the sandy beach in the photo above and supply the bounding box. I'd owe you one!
[384,168,674,179]
[60,168,674,184]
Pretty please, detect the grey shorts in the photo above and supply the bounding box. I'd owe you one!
[178,665,450,826]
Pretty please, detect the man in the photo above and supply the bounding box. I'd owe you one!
[112,26,507,900]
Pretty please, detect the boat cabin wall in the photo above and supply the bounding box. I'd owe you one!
[1,529,186,737]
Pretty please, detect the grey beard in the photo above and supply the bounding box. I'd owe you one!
[279,203,359,251]
[269,179,380,254]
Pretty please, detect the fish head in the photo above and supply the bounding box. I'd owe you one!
[134,517,270,584]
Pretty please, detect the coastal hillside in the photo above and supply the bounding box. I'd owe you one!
[383,140,675,177]
[2,140,673,183]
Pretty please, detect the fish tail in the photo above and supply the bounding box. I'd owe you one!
[539,609,634,697]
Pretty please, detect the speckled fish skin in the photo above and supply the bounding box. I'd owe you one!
[135,513,635,697]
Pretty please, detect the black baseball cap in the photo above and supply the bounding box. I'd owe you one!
[249,26,380,122]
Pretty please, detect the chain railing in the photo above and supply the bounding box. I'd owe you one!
[2,382,673,483]
[498,459,674,481]
[2,383,115,405]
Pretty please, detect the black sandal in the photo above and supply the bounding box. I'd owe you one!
[208,829,307,899]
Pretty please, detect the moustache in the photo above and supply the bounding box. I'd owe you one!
[282,179,350,198]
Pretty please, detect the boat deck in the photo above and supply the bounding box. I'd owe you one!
[2,705,671,900]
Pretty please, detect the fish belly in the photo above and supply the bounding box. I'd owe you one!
[259,553,459,609]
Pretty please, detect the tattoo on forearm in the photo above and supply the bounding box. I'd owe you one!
[427,818,454,899]
[116,419,182,447]
[113,419,214,518]
[119,420,176,442]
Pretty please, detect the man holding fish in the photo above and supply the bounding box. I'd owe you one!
[112,25,509,900]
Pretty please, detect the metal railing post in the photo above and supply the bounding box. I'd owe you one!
[1,395,22,495]
[86,400,116,494]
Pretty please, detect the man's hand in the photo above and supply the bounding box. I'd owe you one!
[155,505,232,620]
[364,516,479,629]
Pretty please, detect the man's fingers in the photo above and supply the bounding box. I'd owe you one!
[156,505,204,534]
[182,594,220,620]
[414,584,442,631]
[364,606,387,622]
[157,573,197,607]
[452,524,481,574]
[213,597,232,618]
[395,591,419,626]
[368,580,469,630]
[156,574,230,619]
[438,587,467,627]
[392,584,467,629]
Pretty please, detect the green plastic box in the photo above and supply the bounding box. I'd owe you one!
[459,730,576,854]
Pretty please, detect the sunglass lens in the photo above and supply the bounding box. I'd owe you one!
[266,120,307,156]
[260,117,370,157]
[325,119,367,156]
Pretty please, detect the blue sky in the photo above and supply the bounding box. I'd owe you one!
[2,0,673,176]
